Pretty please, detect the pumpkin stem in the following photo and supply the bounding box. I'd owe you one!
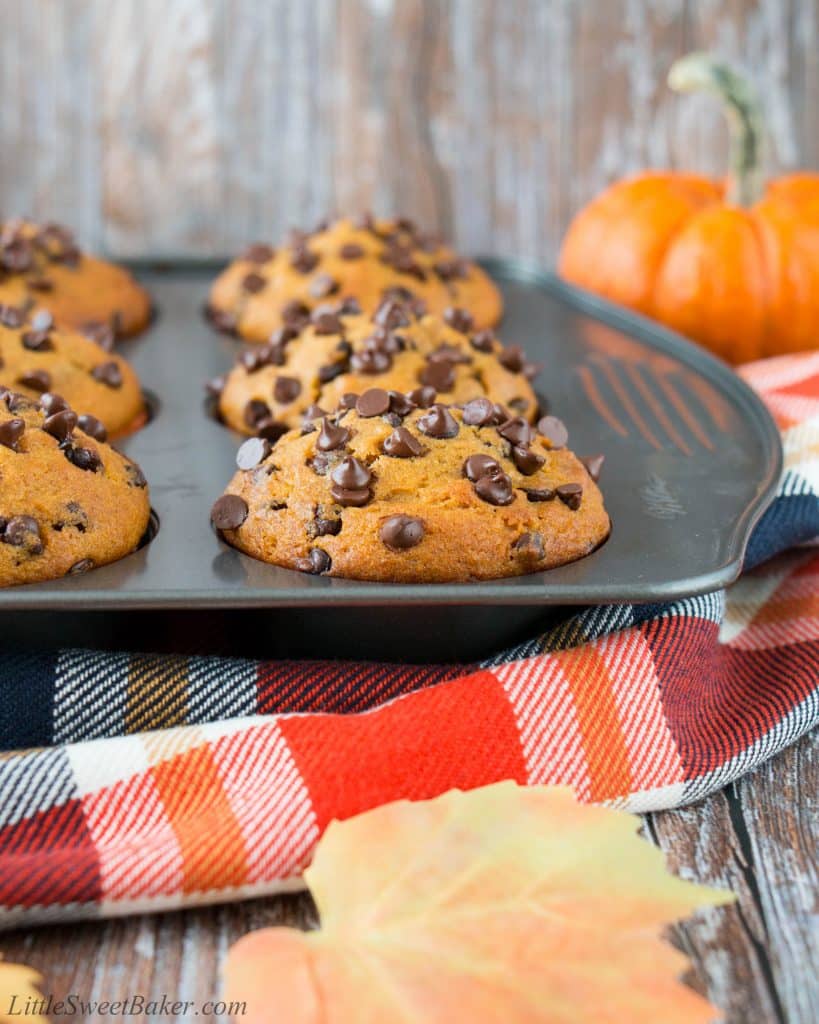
[668,51,765,206]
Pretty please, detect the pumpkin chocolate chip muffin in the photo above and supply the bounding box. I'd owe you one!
[213,297,537,438]
[0,389,151,587]
[0,304,145,437]
[0,219,152,340]
[206,215,503,342]
[212,395,608,583]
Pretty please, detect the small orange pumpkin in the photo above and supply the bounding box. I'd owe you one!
[559,52,819,363]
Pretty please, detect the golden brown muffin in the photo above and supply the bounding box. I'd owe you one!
[0,389,151,587]
[0,219,152,339]
[206,215,502,342]
[212,398,608,583]
[214,298,537,437]
[0,304,145,438]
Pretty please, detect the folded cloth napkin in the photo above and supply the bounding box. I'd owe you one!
[1,352,818,927]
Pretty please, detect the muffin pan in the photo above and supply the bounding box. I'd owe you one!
[0,261,782,662]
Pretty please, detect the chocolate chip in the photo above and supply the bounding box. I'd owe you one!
[383,426,425,458]
[513,532,546,561]
[257,419,289,442]
[463,453,500,482]
[406,385,437,409]
[244,400,270,429]
[273,375,302,404]
[290,247,319,274]
[434,258,467,281]
[316,420,350,451]
[0,304,27,330]
[303,404,328,422]
[461,397,496,427]
[380,515,425,551]
[26,276,53,292]
[381,286,426,317]
[428,344,472,366]
[523,487,556,502]
[581,454,605,482]
[331,486,372,507]
[512,445,545,476]
[330,456,371,490]
[91,361,123,389]
[318,362,347,384]
[498,417,535,447]
[211,494,249,530]
[382,246,426,280]
[236,436,271,470]
[418,404,459,439]
[387,391,416,417]
[351,349,392,374]
[40,392,69,415]
[82,321,116,351]
[374,299,411,330]
[65,445,102,473]
[207,307,238,335]
[18,369,51,393]
[498,345,526,373]
[474,468,514,506]
[443,307,474,333]
[67,558,94,576]
[312,514,342,537]
[538,415,568,448]
[338,296,362,316]
[1,240,32,273]
[125,462,148,489]
[309,273,338,299]
[339,243,364,259]
[311,308,343,335]
[2,515,42,554]
[420,359,455,392]
[356,388,391,418]
[21,329,53,351]
[281,300,311,329]
[556,482,583,510]
[295,547,332,574]
[243,243,275,263]
[5,392,34,413]
[43,409,78,442]
[0,418,25,451]
[242,272,266,294]
[339,392,359,409]
[77,414,107,442]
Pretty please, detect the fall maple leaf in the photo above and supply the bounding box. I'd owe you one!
[224,783,733,1023]
[0,955,45,1023]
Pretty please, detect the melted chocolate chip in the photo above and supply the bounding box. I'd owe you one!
[257,419,289,442]
[18,369,51,393]
[290,247,319,274]
[523,487,556,502]
[91,361,123,389]
[581,454,605,482]
[406,385,437,409]
[281,300,311,329]
[387,391,416,417]
[207,306,238,335]
[211,494,249,530]
[68,558,94,576]
[356,388,391,418]
[461,397,496,427]
[474,468,515,506]
[463,453,500,482]
[417,404,459,439]
[498,345,526,373]
[381,286,426,317]
[43,409,78,442]
[2,515,42,553]
[26,276,53,293]
[374,299,411,330]
[513,531,546,561]
[295,547,332,574]
[538,415,569,449]
[82,321,116,351]
[243,243,275,263]
[339,243,364,259]
[0,418,25,451]
[556,482,583,510]
[420,359,455,392]
[309,273,338,299]
[311,308,343,335]
[316,420,350,452]
[383,426,425,458]
[242,271,266,294]
[77,414,107,442]
[443,307,474,333]
[65,445,102,473]
[21,329,53,351]
[434,258,467,281]
[351,349,392,374]
[338,296,362,315]
[244,399,272,430]
[498,417,535,447]
[511,445,545,476]
[125,462,148,488]
[380,514,425,551]
[312,514,342,537]
[273,375,302,404]
[236,437,271,470]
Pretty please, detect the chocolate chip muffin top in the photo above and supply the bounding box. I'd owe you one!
[206,214,503,343]
[214,297,538,437]
[213,397,608,583]
[0,219,152,340]
[0,389,151,588]
[0,304,145,437]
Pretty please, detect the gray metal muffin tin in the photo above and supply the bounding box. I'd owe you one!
[0,261,782,662]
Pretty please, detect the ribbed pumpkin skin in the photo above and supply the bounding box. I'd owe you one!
[558,172,819,363]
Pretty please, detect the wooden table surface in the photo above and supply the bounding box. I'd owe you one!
[3,729,816,1023]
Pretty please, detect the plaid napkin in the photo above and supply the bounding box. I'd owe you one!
[1,353,818,927]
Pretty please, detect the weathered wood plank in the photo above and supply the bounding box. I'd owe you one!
[2,730,815,1022]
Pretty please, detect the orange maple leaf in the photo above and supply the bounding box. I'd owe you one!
[224,783,733,1023]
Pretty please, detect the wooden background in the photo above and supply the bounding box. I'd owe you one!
[0,0,816,263]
